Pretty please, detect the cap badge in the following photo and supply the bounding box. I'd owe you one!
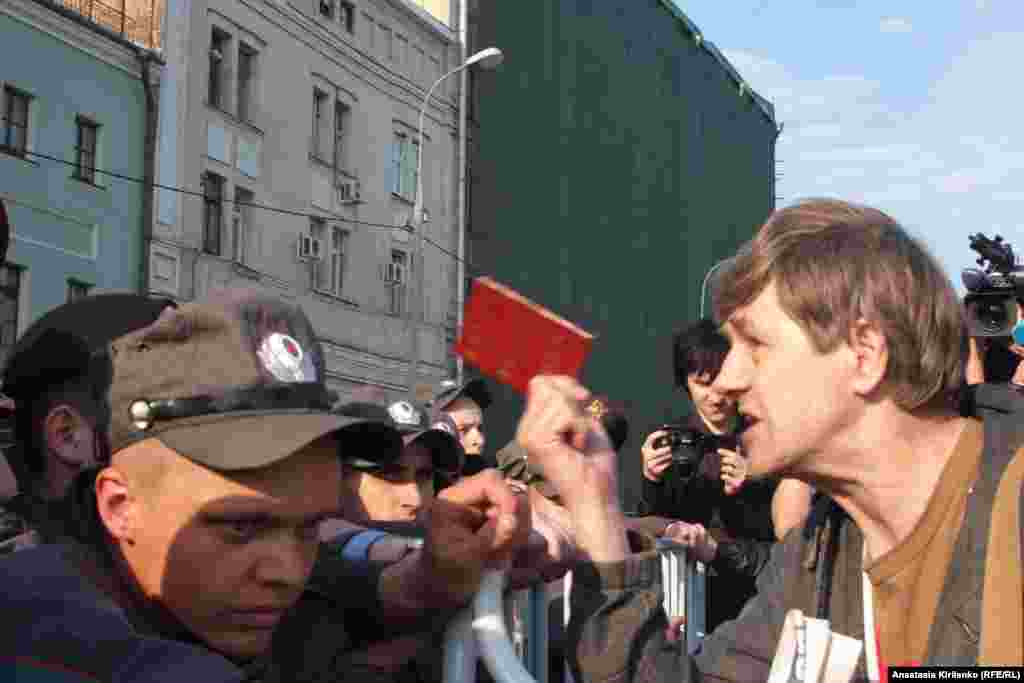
[258,333,308,382]
[388,401,422,427]
[431,419,456,436]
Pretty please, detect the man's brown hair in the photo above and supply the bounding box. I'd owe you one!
[713,198,967,410]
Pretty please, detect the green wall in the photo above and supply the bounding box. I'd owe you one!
[466,0,777,506]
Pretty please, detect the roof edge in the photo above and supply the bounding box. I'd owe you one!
[655,0,776,127]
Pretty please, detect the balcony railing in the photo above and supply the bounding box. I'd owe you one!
[52,0,164,50]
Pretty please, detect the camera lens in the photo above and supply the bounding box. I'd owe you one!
[976,300,1010,333]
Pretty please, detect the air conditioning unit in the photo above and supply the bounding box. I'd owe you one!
[383,262,406,284]
[338,180,362,204]
[296,234,323,261]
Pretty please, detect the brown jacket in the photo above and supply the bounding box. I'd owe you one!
[567,396,1024,683]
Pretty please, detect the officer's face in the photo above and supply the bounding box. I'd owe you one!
[341,442,435,523]
[445,398,485,456]
[113,437,341,660]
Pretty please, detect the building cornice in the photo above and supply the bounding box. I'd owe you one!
[239,0,459,126]
[3,0,160,78]
[384,0,455,44]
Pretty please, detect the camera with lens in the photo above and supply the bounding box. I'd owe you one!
[652,424,740,478]
[963,233,1024,340]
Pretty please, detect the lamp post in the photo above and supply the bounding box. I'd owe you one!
[404,47,503,392]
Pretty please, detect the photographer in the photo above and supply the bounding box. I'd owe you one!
[639,318,778,630]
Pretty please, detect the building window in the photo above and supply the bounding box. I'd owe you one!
[2,86,31,157]
[312,221,347,296]
[232,186,254,264]
[334,101,349,170]
[340,1,355,33]
[390,132,419,200]
[312,88,330,161]
[209,28,230,109]
[395,35,407,68]
[73,116,100,184]
[386,249,408,315]
[67,280,92,303]
[202,172,225,255]
[237,43,257,122]
[381,27,393,61]
[0,265,20,368]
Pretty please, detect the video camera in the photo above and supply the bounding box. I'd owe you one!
[652,424,741,479]
[962,233,1024,339]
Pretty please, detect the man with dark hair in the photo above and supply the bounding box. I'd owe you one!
[517,199,1021,681]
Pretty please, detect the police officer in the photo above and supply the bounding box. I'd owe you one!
[0,290,531,681]
[430,378,492,476]
[336,397,464,526]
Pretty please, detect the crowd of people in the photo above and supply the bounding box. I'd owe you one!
[1,196,1023,682]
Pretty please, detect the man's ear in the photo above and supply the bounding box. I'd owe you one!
[94,466,137,543]
[848,318,889,397]
[44,405,95,468]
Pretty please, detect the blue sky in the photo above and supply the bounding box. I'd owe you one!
[674,0,1024,291]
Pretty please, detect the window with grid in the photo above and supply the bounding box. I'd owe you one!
[311,222,348,296]
[202,172,225,255]
[388,249,407,315]
[390,132,418,200]
[2,86,30,157]
[209,29,230,109]
[67,280,92,303]
[237,44,257,122]
[74,117,100,184]
[0,266,20,368]
[334,101,349,169]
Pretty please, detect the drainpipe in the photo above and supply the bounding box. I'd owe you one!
[454,0,469,384]
[136,49,160,296]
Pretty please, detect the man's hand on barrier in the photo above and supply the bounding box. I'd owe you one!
[516,375,629,564]
[507,487,579,588]
[416,469,531,607]
[665,617,687,644]
[665,521,717,563]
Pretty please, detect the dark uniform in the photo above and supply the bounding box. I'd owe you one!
[0,290,404,681]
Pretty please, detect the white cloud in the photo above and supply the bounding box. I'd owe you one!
[880,17,913,34]
[723,36,1024,289]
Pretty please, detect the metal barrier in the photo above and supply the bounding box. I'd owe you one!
[444,540,706,683]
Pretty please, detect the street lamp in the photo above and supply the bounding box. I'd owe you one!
[404,46,504,391]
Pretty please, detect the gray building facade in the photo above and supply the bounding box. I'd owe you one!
[151,0,466,400]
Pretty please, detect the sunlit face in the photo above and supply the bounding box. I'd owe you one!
[116,437,341,660]
[686,371,736,431]
[341,443,435,523]
[444,398,485,457]
[714,281,858,478]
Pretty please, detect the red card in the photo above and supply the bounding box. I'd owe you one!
[455,277,595,394]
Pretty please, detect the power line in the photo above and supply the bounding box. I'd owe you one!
[17,148,481,274]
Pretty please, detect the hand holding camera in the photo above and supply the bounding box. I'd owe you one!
[641,429,675,482]
[719,448,748,495]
